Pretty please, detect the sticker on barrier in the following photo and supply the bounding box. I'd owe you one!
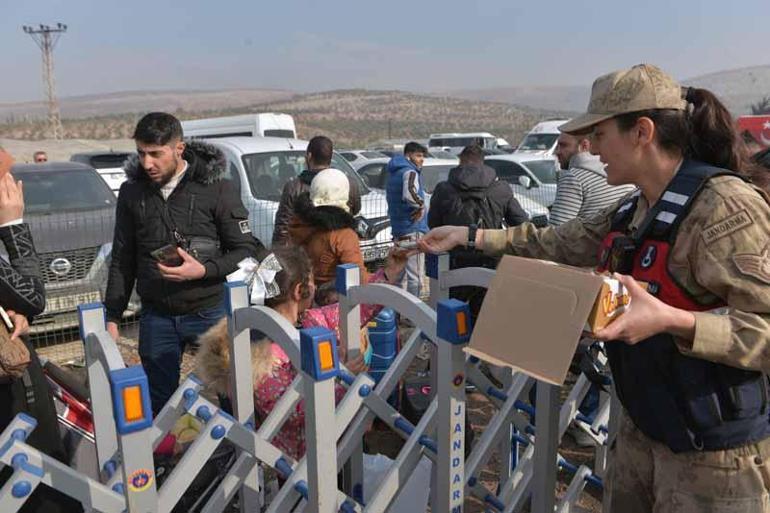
[128,469,154,492]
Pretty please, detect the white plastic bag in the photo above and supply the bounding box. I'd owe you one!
[362,453,431,512]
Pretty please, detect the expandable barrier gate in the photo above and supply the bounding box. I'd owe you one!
[0,254,617,513]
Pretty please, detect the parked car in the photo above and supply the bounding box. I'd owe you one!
[203,137,392,265]
[355,157,455,190]
[70,151,133,196]
[485,154,559,218]
[513,119,570,160]
[426,149,459,160]
[428,132,500,156]
[357,157,550,227]
[339,150,388,164]
[419,160,550,227]
[6,162,137,333]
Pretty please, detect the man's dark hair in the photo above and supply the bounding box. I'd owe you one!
[459,144,484,165]
[404,142,427,155]
[307,136,333,167]
[132,112,183,145]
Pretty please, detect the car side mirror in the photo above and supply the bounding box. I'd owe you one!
[518,175,532,189]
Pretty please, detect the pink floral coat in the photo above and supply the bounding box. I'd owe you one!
[253,270,388,459]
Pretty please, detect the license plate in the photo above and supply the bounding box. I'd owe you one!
[361,244,392,262]
[45,291,102,314]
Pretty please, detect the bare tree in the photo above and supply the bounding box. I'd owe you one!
[751,96,770,115]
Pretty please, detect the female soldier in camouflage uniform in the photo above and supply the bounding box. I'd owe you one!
[420,64,770,512]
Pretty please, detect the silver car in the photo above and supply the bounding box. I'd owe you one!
[357,157,551,225]
[70,151,133,196]
[206,137,393,264]
[484,154,559,219]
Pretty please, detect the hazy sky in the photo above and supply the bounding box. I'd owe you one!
[2,0,769,103]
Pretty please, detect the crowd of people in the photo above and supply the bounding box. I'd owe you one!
[1,62,770,512]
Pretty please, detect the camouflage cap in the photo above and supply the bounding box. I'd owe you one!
[559,64,687,134]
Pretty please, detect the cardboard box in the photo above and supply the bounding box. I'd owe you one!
[465,256,628,386]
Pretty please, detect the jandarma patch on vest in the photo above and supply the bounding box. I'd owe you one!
[701,210,753,245]
[239,220,251,234]
[733,243,770,285]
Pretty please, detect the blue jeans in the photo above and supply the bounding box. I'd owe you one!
[138,302,226,414]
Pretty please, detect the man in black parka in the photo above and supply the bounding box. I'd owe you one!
[105,112,263,413]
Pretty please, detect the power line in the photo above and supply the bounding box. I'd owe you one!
[23,23,68,140]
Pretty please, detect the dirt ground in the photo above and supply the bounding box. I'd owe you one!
[37,325,603,513]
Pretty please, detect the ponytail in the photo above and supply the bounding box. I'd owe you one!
[616,88,766,190]
[685,88,750,172]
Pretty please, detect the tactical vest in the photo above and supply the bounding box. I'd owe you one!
[597,160,770,453]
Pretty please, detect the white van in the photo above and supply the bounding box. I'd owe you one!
[514,119,571,159]
[428,132,498,155]
[182,113,297,139]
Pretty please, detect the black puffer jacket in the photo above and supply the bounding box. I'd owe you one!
[428,164,528,229]
[272,168,361,245]
[429,163,528,268]
[104,141,264,322]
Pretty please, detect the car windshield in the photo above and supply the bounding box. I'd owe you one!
[87,153,132,169]
[420,165,456,194]
[521,159,558,184]
[362,151,386,159]
[241,150,368,201]
[16,169,116,214]
[430,137,495,149]
[518,134,559,151]
[427,150,456,160]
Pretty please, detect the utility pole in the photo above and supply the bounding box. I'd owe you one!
[23,23,67,140]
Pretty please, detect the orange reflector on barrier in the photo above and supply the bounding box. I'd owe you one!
[318,341,334,371]
[123,385,144,422]
[457,311,468,336]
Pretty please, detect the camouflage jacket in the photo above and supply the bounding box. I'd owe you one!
[482,175,770,372]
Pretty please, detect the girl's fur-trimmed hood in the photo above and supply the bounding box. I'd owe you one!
[293,193,356,230]
[123,140,226,184]
[194,318,276,397]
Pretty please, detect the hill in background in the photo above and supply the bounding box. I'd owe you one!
[0,88,294,122]
[3,64,767,150]
[0,89,568,148]
[445,65,770,114]
[683,65,770,113]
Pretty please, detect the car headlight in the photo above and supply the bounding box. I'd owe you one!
[95,242,113,264]
[355,218,370,238]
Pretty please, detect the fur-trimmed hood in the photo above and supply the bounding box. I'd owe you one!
[288,193,356,244]
[123,140,226,184]
[194,318,275,397]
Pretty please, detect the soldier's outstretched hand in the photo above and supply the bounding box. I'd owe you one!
[418,226,468,254]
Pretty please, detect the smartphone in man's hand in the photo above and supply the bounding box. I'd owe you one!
[151,244,183,267]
